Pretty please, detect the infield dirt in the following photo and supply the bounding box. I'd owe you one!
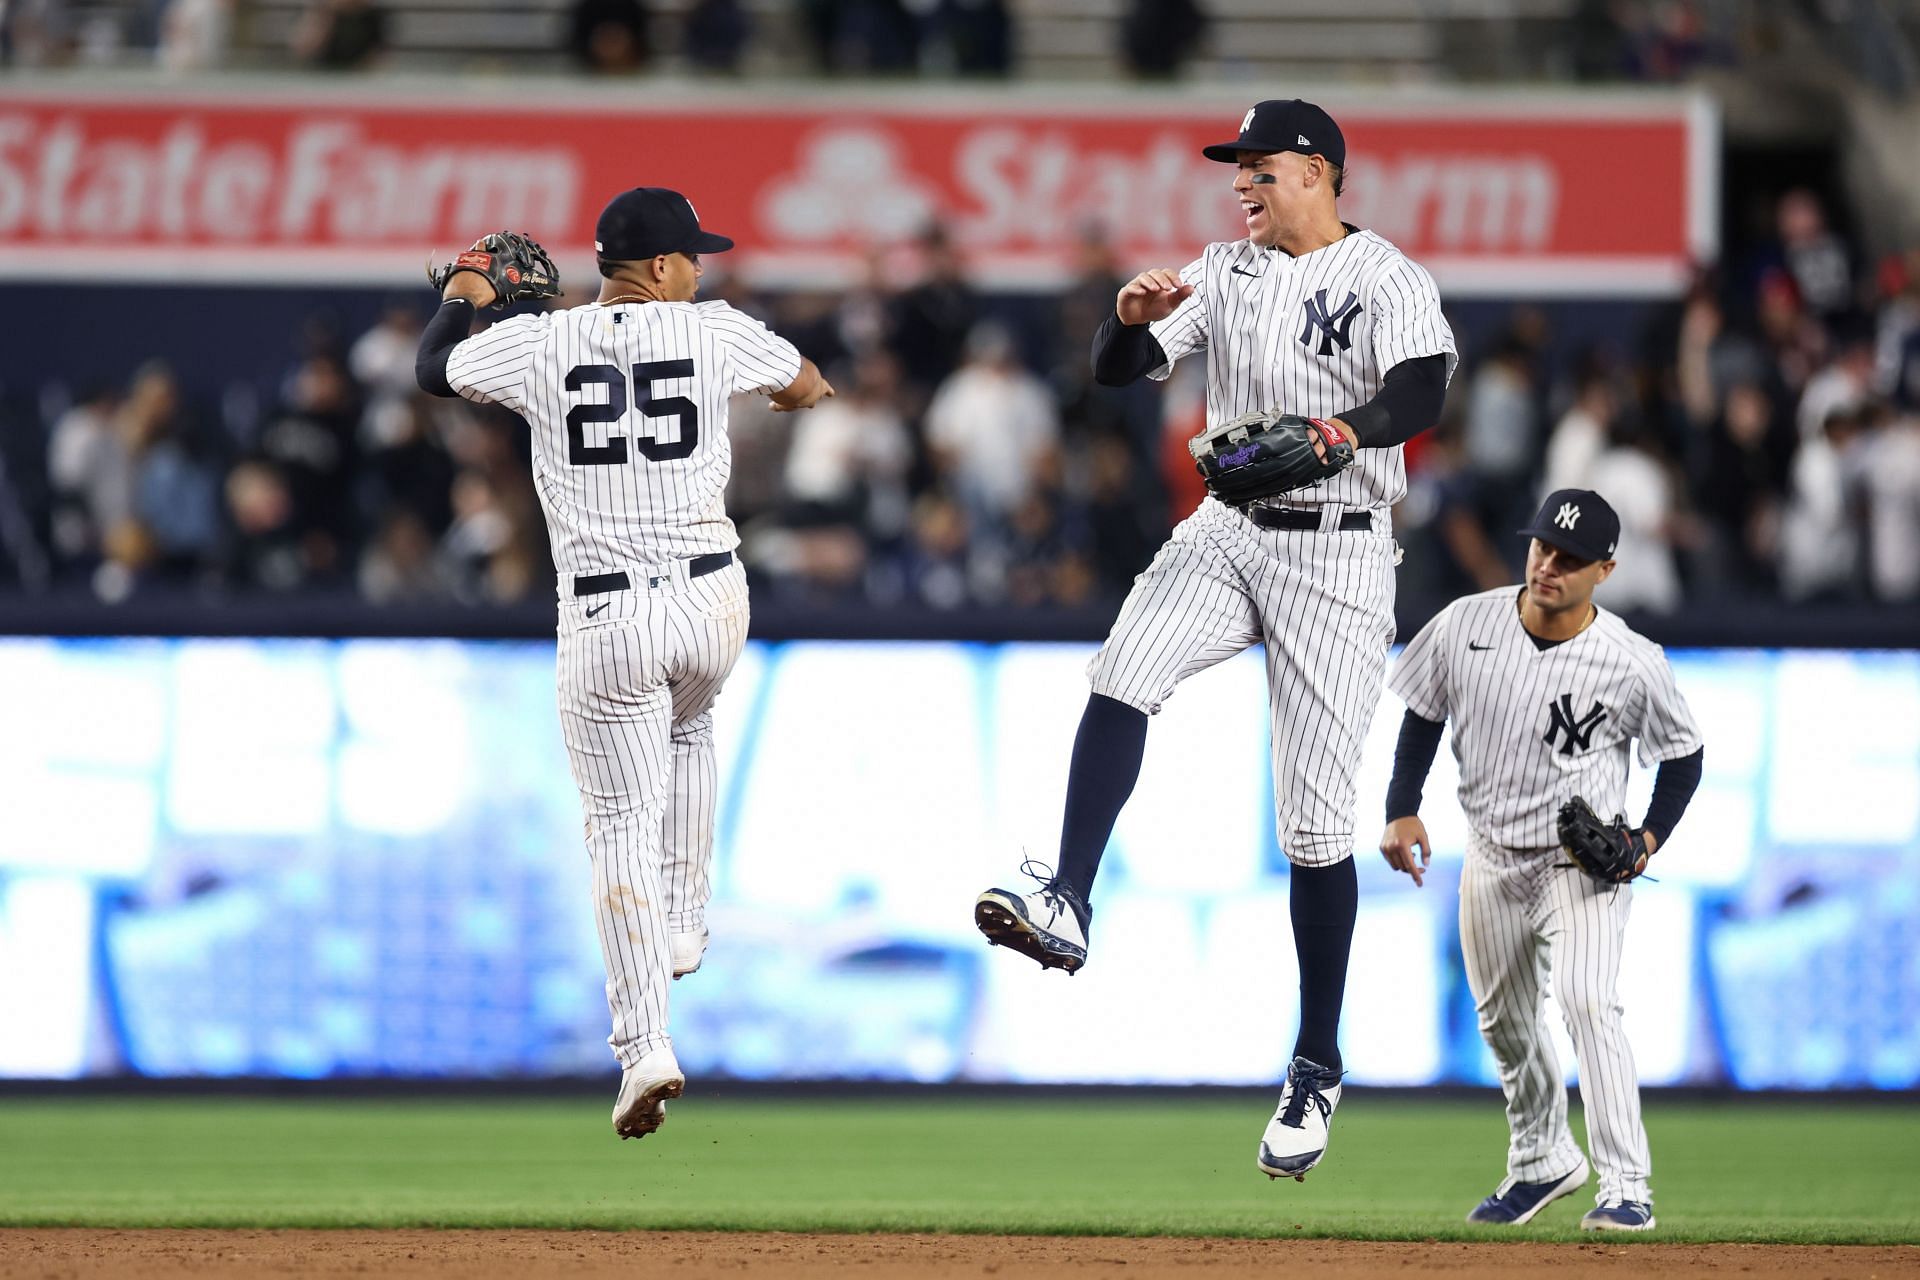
[2,1231,1917,1278]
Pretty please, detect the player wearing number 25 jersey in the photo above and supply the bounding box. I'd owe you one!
[416,187,831,1140]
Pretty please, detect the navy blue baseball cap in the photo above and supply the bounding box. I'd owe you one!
[595,188,734,260]
[1519,489,1620,562]
[1202,99,1345,169]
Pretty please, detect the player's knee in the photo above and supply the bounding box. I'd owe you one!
[1281,834,1353,868]
[671,710,714,744]
[1552,977,1618,1030]
[1085,666,1161,717]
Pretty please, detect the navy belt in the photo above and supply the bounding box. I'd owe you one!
[1246,506,1373,533]
[573,551,733,597]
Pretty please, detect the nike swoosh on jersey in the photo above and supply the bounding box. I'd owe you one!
[586,602,611,618]
[1468,641,1494,651]
[1230,264,1264,277]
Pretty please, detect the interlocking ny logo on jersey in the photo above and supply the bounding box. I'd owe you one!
[1298,289,1362,356]
[1543,694,1608,756]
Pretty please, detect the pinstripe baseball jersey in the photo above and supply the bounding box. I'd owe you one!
[1149,230,1457,509]
[444,300,802,576]
[1388,587,1703,850]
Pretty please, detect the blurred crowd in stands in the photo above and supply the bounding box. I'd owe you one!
[1413,187,1920,614]
[0,0,1207,78]
[22,188,1920,616]
[0,0,1770,82]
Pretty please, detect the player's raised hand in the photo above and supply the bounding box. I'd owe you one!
[1116,269,1195,326]
[1380,816,1433,887]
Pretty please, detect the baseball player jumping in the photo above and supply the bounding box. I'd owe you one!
[1380,489,1705,1230]
[974,99,1456,1180]
[415,190,831,1138]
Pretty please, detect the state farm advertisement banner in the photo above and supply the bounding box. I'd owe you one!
[0,86,1715,296]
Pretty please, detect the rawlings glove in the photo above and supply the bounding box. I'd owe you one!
[1189,410,1355,507]
[427,231,561,309]
[1557,796,1647,884]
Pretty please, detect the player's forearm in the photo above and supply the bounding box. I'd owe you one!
[1384,709,1446,821]
[1338,353,1449,448]
[770,359,831,409]
[415,297,478,398]
[1091,310,1169,386]
[1639,746,1704,849]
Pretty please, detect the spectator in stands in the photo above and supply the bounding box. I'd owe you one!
[1,0,73,65]
[440,469,524,604]
[1879,251,1920,411]
[1395,419,1511,607]
[922,0,1011,76]
[292,0,389,68]
[1772,188,1854,322]
[222,458,310,592]
[569,0,650,71]
[799,0,918,73]
[1798,320,1876,441]
[1079,434,1165,597]
[48,364,218,597]
[889,223,980,405]
[1120,0,1207,79]
[258,352,361,577]
[682,0,749,72]
[1540,358,1620,497]
[359,508,442,604]
[901,490,971,609]
[925,321,1061,551]
[1589,414,1683,613]
[782,351,913,539]
[1459,335,1540,532]
[1779,405,1867,602]
[1694,379,1795,595]
[46,384,123,573]
[1864,404,1920,602]
[350,303,426,410]
[157,0,231,71]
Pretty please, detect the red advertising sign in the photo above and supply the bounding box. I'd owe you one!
[1,85,1715,296]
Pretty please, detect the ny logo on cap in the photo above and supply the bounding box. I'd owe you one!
[1241,107,1257,132]
[1555,502,1581,530]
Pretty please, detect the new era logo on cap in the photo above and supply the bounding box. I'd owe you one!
[1297,134,1311,145]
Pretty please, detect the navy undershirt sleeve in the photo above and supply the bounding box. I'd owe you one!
[1640,747,1704,848]
[1385,709,1446,821]
[1091,310,1169,387]
[415,298,477,398]
[1339,353,1449,448]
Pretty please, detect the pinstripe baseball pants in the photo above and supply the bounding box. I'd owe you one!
[555,559,748,1068]
[1460,832,1652,1205]
[1088,496,1397,867]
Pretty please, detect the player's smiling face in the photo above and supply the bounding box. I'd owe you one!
[1233,151,1284,244]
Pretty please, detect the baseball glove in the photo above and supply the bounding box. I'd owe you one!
[426,231,561,309]
[1557,796,1646,884]
[1188,409,1355,507]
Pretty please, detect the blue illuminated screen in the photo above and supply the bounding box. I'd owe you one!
[0,638,1913,1088]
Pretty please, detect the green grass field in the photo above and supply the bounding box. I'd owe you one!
[2,1095,1915,1244]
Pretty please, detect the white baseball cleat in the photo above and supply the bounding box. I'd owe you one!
[612,1045,685,1140]
[1256,1055,1344,1180]
[671,928,709,979]
[974,874,1089,973]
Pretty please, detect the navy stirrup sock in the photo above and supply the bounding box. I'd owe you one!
[1290,857,1358,1072]
[1053,693,1149,911]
